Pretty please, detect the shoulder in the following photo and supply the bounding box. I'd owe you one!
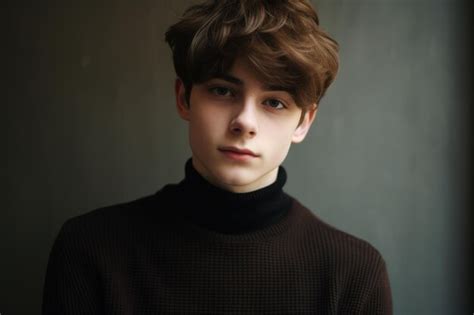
[69,182,181,226]
[290,197,391,309]
[53,185,177,250]
[62,194,155,234]
[290,197,387,273]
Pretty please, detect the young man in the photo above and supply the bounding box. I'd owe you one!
[42,0,393,314]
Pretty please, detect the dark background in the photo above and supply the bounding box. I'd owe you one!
[3,0,473,314]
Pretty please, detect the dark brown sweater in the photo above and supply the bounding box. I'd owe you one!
[42,158,392,314]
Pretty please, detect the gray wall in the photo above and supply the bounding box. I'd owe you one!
[4,0,472,314]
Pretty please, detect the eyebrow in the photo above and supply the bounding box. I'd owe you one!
[213,74,243,86]
[212,74,292,94]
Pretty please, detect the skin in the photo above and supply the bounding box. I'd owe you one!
[175,57,318,193]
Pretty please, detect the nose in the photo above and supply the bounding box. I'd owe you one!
[229,99,258,138]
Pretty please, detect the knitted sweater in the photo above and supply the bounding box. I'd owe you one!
[42,158,392,314]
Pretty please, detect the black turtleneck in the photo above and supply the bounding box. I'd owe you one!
[174,157,292,234]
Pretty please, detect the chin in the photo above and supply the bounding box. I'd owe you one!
[215,170,255,186]
[218,172,251,185]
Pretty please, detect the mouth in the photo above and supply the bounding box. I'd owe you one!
[218,146,259,157]
[218,146,259,161]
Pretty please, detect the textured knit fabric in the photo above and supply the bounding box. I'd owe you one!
[42,158,393,314]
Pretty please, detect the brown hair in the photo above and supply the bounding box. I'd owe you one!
[165,0,339,124]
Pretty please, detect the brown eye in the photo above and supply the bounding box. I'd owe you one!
[209,86,233,97]
[263,99,286,110]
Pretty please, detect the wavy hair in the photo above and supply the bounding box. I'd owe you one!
[165,0,339,121]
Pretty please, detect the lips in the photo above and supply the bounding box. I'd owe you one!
[219,146,259,157]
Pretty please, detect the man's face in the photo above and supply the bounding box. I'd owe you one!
[175,58,317,193]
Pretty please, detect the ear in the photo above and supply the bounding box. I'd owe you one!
[291,104,318,143]
[175,78,190,121]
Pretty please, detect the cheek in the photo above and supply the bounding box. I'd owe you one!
[263,122,296,154]
[188,108,224,146]
[195,108,221,132]
[271,140,293,167]
[264,119,296,142]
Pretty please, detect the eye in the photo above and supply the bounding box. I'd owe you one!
[263,98,286,110]
[209,86,233,97]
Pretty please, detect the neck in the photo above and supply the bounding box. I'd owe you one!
[174,158,292,234]
[191,156,279,193]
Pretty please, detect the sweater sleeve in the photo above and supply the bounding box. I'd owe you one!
[360,257,393,315]
[42,219,104,314]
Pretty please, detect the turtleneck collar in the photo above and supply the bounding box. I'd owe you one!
[174,157,292,234]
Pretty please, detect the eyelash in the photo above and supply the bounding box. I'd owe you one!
[209,86,233,97]
[208,86,287,110]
